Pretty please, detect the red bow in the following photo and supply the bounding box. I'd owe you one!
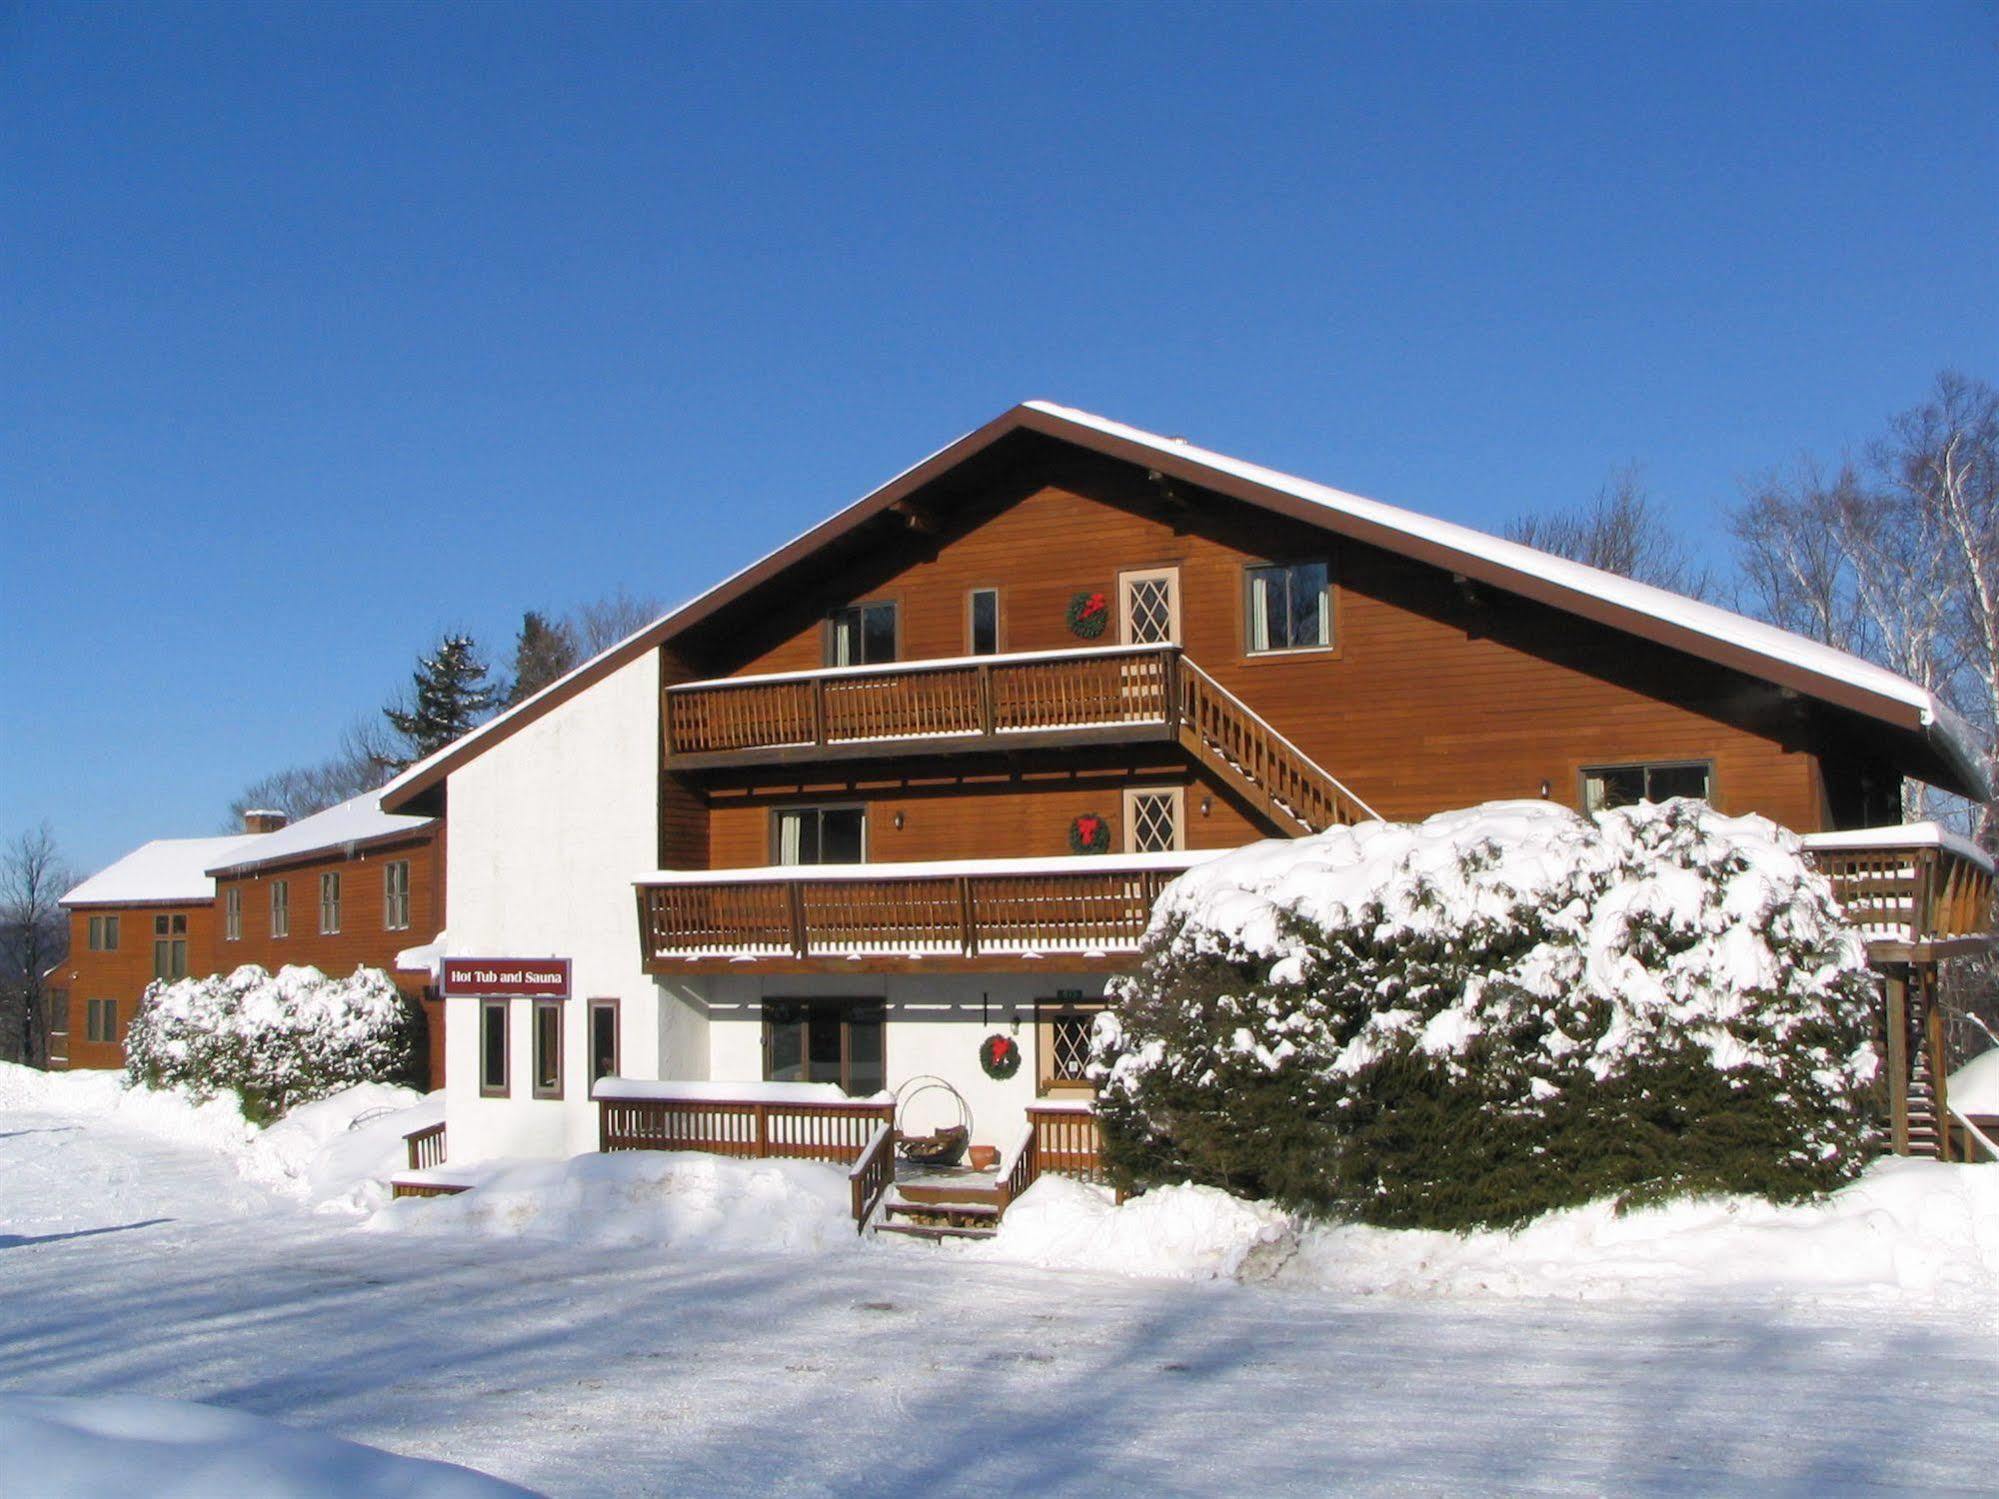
[1076,816,1102,842]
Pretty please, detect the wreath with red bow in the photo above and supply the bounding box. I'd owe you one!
[980,1033,1022,1080]
[1068,813,1111,855]
[1066,589,1110,639]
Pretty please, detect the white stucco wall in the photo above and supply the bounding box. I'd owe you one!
[441,648,668,1163]
[670,970,1109,1149]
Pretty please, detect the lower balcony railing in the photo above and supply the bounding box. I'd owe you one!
[635,853,1203,968]
[1802,823,1995,961]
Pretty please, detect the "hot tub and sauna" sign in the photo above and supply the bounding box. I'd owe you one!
[439,958,572,999]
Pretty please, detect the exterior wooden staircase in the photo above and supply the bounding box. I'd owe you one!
[1172,656,1377,834]
[875,1178,1004,1241]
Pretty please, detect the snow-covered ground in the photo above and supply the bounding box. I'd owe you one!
[2,1069,1996,1495]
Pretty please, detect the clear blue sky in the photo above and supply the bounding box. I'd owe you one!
[6,1,1995,878]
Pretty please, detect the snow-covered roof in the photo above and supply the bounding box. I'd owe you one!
[1801,822,1994,872]
[382,400,1990,810]
[62,835,265,907]
[205,792,434,877]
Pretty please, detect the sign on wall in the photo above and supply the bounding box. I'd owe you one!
[440,958,572,999]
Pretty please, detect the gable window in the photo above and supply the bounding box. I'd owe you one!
[968,589,1001,655]
[152,914,188,981]
[1037,999,1106,1094]
[773,805,866,865]
[1123,787,1185,853]
[480,999,509,1097]
[763,999,885,1097]
[320,872,341,934]
[826,600,897,667]
[87,915,120,951]
[1245,560,1331,652]
[271,880,290,939]
[224,888,242,942]
[87,998,118,1044]
[532,999,563,1100]
[383,860,411,931]
[588,998,620,1088]
[1582,761,1712,812]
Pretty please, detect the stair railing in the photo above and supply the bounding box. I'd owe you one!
[1174,657,1379,832]
[994,1120,1040,1211]
[848,1122,897,1232]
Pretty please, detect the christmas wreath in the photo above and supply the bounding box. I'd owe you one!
[980,1033,1022,1080]
[1066,589,1110,639]
[1068,813,1111,855]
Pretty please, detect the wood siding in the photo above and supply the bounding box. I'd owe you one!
[55,901,221,1071]
[659,451,1828,873]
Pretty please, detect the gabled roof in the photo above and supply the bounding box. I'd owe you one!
[62,835,265,908]
[382,401,1989,810]
[206,792,434,878]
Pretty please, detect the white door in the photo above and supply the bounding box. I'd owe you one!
[1119,567,1181,646]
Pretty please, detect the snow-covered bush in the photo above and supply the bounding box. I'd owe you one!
[125,964,420,1122]
[1095,800,1882,1231]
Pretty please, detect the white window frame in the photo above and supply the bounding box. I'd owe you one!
[1117,566,1182,646]
[320,872,341,935]
[1244,559,1333,654]
[383,860,411,932]
[271,880,290,939]
[224,887,242,942]
[1122,785,1186,853]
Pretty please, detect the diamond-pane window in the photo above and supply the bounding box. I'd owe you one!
[1124,575,1176,644]
[1128,790,1180,852]
[1050,1013,1093,1083]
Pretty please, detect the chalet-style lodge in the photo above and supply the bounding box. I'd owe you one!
[60,402,1997,1230]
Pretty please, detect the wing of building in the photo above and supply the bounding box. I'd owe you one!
[370,401,1991,1190]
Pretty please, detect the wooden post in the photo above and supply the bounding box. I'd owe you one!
[1928,985,1950,1161]
[958,877,978,957]
[787,881,807,958]
[977,662,995,738]
[1886,971,1910,1156]
[812,678,828,746]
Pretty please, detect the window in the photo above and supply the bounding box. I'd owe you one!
[773,805,866,865]
[1119,568,1181,646]
[152,913,187,982]
[271,880,290,939]
[319,872,341,934]
[1582,761,1712,813]
[383,860,411,931]
[1123,787,1185,853]
[763,1000,885,1097]
[86,998,118,1044]
[480,999,509,1097]
[968,588,1001,655]
[826,600,897,666]
[1245,560,1331,652]
[588,998,620,1088]
[532,999,563,1099]
[224,887,242,942]
[87,914,120,951]
[1037,999,1106,1093]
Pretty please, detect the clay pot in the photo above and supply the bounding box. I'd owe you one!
[968,1144,1000,1171]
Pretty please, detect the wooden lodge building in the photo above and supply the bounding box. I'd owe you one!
[371,401,1992,1221]
[54,795,446,1088]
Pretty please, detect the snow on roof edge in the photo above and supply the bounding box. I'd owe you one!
[204,791,435,876]
[62,835,267,906]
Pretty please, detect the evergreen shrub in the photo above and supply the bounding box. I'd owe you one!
[125,964,421,1121]
[1093,800,1882,1230]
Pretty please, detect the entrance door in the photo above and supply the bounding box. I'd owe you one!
[763,999,886,1096]
[1118,567,1181,646]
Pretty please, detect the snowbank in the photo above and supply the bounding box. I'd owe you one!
[982,1161,1999,1310]
[0,1062,436,1214]
[367,1150,858,1254]
[0,1393,534,1498]
[1948,1048,1999,1115]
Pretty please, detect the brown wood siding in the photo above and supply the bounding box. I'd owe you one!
[690,462,1822,847]
[215,830,442,982]
[55,901,221,1071]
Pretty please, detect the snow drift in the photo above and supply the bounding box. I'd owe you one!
[1097,799,1882,1228]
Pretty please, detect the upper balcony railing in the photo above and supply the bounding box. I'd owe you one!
[1801,824,1995,962]
[664,644,1182,767]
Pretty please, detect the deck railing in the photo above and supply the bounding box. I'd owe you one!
[848,1122,897,1230]
[405,1120,446,1172]
[1802,825,1995,958]
[595,1082,894,1164]
[665,645,1178,762]
[637,857,1190,965]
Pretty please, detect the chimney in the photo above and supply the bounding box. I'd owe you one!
[243,809,289,835]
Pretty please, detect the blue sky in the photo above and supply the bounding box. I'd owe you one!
[6,1,1995,877]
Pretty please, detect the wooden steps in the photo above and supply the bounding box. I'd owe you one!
[873,1179,1004,1240]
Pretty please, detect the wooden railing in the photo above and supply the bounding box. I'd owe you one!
[598,1092,894,1164]
[848,1122,897,1231]
[405,1120,446,1172]
[1174,657,1373,831]
[665,646,1177,761]
[638,860,1186,964]
[1944,1112,1999,1164]
[1802,827,1995,959]
[994,1105,1109,1214]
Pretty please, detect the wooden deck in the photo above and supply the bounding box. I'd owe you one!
[636,856,1190,972]
[1801,827,1995,963]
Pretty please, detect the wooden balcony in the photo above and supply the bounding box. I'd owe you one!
[664,644,1376,834]
[635,853,1200,973]
[1802,824,1995,963]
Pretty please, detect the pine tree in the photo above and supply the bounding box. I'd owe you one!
[505,610,581,708]
[378,634,500,771]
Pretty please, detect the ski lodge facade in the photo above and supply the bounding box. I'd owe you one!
[372,402,1993,1221]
